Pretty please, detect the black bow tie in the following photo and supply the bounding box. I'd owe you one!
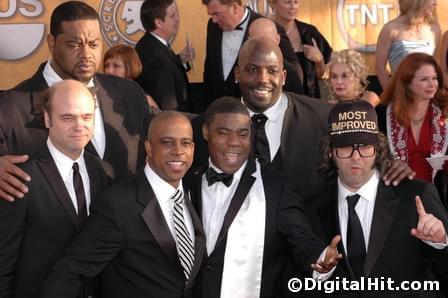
[205,167,234,187]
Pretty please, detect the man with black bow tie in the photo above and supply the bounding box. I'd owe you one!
[187,97,342,298]
[307,100,448,297]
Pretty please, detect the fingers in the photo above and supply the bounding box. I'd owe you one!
[382,160,415,186]
[329,234,341,249]
[415,196,427,217]
[311,38,318,48]
[0,155,31,201]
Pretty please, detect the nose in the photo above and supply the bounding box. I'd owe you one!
[172,142,185,156]
[351,148,361,160]
[79,43,93,59]
[256,69,269,84]
[227,133,241,147]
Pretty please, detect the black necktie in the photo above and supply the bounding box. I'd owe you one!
[252,114,271,164]
[205,167,233,187]
[346,194,366,278]
[72,162,88,222]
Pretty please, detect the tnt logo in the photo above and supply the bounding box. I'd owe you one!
[0,0,44,60]
[337,0,399,52]
[100,0,145,47]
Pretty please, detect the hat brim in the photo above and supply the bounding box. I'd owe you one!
[330,132,378,147]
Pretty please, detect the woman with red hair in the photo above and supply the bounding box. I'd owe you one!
[378,53,448,187]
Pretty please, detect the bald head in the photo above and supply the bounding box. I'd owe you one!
[248,18,280,45]
[147,111,191,141]
[238,37,284,68]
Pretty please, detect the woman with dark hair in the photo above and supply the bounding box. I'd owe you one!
[103,44,159,111]
[268,0,332,98]
[378,52,448,187]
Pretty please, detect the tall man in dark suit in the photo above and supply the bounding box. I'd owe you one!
[40,111,206,298]
[0,80,113,298]
[188,97,341,298]
[0,1,151,202]
[200,0,301,112]
[307,100,448,297]
[135,0,194,112]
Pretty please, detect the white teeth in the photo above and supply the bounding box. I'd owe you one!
[168,161,184,166]
[224,153,238,163]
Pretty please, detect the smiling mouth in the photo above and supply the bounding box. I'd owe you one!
[250,87,273,96]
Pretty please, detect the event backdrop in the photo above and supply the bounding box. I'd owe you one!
[0,0,447,89]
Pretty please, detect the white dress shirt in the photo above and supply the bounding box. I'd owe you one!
[43,61,106,158]
[246,92,288,161]
[201,159,247,255]
[222,8,249,80]
[47,138,91,214]
[144,164,195,244]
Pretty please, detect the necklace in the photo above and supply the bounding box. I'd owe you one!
[409,116,425,125]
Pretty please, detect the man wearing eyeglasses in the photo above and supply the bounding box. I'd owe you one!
[307,100,448,297]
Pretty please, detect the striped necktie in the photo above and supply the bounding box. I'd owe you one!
[171,189,195,280]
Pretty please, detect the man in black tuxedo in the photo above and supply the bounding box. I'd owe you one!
[194,37,413,202]
[0,1,151,201]
[0,80,113,298]
[307,100,448,297]
[200,0,301,112]
[40,111,206,298]
[135,0,193,112]
[188,97,341,298]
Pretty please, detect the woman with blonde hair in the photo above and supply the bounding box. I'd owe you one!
[103,44,159,111]
[325,49,380,106]
[375,0,440,89]
[268,0,332,98]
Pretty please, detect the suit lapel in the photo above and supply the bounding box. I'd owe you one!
[189,163,208,217]
[35,149,81,231]
[184,190,206,288]
[84,153,103,204]
[138,172,182,270]
[364,182,400,276]
[214,158,256,249]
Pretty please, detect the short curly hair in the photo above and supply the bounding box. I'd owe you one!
[324,49,369,101]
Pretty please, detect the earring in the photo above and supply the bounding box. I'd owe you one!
[235,80,239,84]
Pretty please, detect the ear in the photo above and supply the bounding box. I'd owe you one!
[47,34,55,54]
[202,123,209,142]
[144,140,152,161]
[44,110,51,128]
[154,18,164,30]
[282,69,287,86]
[234,66,240,82]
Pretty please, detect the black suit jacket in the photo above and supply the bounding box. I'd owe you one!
[306,179,448,297]
[0,148,112,298]
[40,171,206,298]
[192,93,332,201]
[135,33,192,112]
[187,159,326,298]
[0,63,151,179]
[202,7,300,112]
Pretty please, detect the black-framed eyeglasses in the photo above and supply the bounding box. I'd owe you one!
[334,144,376,159]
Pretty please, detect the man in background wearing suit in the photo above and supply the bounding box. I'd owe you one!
[0,1,151,202]
[188,97,341,298]
[136,0,194,112]
[308,100,448,297]
[0,80,113,298]
[40,111,206,298]
[200,0,301,112]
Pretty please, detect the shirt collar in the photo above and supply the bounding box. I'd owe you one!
[149,32,170,47]
[234,7,249,31]
[47,138,85,182]
[43,61,94,88]
[244,92,287,123]
[338,170,379,204]
[144,163,183,200]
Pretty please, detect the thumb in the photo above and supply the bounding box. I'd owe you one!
[6,154,29,164]
[415,196,427,217]
[312,38,318,48]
